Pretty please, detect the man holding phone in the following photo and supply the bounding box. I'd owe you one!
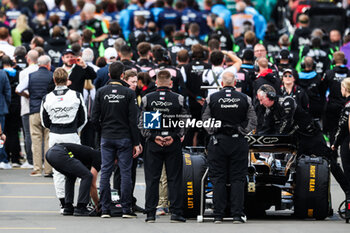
[61,49,97,94]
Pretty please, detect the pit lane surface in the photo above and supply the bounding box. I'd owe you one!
[0,168,348,233]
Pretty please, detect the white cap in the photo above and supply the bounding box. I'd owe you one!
[104,48,118,60]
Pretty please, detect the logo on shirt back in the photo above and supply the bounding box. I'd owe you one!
[143,111,162,129]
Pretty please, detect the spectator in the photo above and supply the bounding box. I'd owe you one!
[0,27,15,59]
[0,65,11,169]
[60,48,97,94]
[16,49,39,169]
[93,47,118,90]
[11,14,31,47]
[2,55,22,167]
[17,55,53,177]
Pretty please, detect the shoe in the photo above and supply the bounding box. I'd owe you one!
[11,162,21,167]
[63,207,74,216]
[20,161,33,169]
[133,204,145,213]
[233,215,247,224]
[214,216,223,224]
[30,171,41,177]
[0,162,12,169]
[101,210,111,218]
[145,214,156,223]
[73,207,90,216]
[156,207,169,216]
[122,211,137,218]
[170,214,186,223]
[44,173,53,178]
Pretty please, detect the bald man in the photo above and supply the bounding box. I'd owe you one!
[202,70,257,223]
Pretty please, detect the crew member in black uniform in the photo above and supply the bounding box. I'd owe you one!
[280,69,309,112]
[148,45,185,95]
[91,61,142,218]
[139,70,187,223]
[323,51,350,144]
[332,77,350,185]
[257,84,350,199]
[46,143,101,216]
[202,71,257,224]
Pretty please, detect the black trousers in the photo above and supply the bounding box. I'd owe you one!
[144,138,183,215]
[4,110,21,163]
[340,136,350,186]
[298,132,350,194]
[46,145,93,205]
[207,134,248,217]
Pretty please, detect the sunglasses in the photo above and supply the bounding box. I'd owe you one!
[283,74,293,78]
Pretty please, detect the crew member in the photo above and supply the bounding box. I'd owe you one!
[46,143,101,216]
[202,71,257,224]
[91,61,142,218]
[332,78,350,185]
[257,84,350,198]
[139,70,187,223]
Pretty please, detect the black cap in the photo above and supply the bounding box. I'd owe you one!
[62,48,74,55]
[242,49,254,61]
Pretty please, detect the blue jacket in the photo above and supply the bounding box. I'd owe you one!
[157,7,182,36]
[0,70,11,116]
[211,4,232,33]
[93,64,110,90]
[28,67,53,114]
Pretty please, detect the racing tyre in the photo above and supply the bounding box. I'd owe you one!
[182,153,207,218]
[294,155,330,220]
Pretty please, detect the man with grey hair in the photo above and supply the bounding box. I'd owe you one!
[16,50,40,169]
[202,67,257,224]
[82,48,99,72]
[21,55,53,177]
[114,38,126,58]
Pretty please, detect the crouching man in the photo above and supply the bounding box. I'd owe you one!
[46,143,101,216]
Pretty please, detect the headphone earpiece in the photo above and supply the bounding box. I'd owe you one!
[301,57,316,71]
[260,85,277,100]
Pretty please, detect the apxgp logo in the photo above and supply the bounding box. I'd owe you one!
[143,111,161,129]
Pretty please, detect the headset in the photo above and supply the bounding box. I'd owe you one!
[275,49,293,65]
[260,85,277,100]
[155,47,170,63]
[188,46,208,61]
[300,57,317,71]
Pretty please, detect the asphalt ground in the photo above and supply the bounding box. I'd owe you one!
[0,167,349,233]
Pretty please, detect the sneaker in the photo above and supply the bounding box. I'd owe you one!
[122,210,137,218]
[145,214,156,223]
[73,207,90,216]
[214,216,223,224]
[63,207,74,216]
[30,171,41,177]
[20,161,34,169]
[232,215,247,224]
[101,210,111,218]
[11,162,21,167]
[1,162,12,169]
[170,214,186,223]
[156,207,166,216]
